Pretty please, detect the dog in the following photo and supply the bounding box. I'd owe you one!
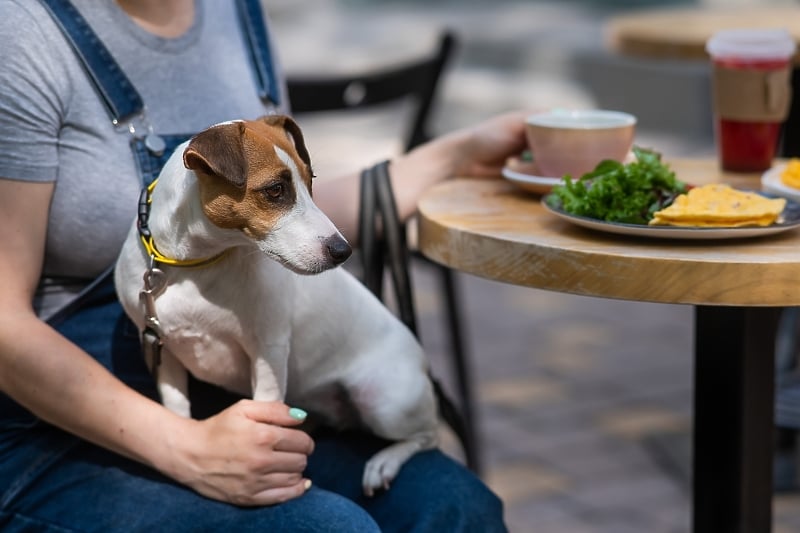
[114,115,439,495]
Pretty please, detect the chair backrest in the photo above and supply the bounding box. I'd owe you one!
[286,31,457,152]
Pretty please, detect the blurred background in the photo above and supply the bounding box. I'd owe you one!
[266,1,800,531]
[269,0,734,176]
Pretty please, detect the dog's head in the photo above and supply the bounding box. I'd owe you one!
[183,114,352,274]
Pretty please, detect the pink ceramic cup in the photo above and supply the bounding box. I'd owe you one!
[525,109,636,178]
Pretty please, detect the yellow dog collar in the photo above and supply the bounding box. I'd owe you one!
[137,179,228,268]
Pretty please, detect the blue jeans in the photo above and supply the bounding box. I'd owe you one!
[0,279,506,532]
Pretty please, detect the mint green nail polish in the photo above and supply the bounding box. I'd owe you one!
[289,407,307,420]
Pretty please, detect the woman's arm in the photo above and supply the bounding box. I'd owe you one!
[0,179,314,506]
[312,110,529,241]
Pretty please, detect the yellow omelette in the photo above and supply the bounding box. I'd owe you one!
[649,184,785,227]
[780,158,800,189]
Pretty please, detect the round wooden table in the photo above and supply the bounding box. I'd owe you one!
[607,6,800,63]
[417,159,798,533]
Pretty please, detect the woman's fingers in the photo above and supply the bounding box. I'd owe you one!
[226,472,312,507]
[238,399,307,426]
[270,430,314,454]
[251,477,313,506]
[235,402,315,456]
[254,449,309,475]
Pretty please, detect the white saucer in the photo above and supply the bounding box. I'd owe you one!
[501,157,563,194]
[762,163,800,203]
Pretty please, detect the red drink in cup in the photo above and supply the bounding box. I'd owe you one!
[716,56,788,172]
[706,29,796,172]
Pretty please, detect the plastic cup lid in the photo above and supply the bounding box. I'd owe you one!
[706,28,796,59]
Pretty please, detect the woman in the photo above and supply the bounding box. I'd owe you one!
[0,0,527,530]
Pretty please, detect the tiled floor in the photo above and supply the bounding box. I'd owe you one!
[269,1,800,530]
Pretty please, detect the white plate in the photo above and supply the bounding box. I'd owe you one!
[502,152,639,195]
[501,157,563,194]
[541,193,800,240]
[761,164,800,203]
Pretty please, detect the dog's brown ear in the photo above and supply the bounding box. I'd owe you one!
[184,122,248,188]
[260,114,313,171]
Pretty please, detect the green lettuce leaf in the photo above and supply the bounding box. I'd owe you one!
[548,147,688,224]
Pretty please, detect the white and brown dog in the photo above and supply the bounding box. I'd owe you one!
[114,115,438,495]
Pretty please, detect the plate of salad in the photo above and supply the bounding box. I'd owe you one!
[542,147,800,240]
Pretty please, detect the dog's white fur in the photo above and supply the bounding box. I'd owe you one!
[114,115,438,495]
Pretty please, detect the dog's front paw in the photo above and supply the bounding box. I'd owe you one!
[361,439,425,496]
[362,451,403,497]
[160,385,192,418]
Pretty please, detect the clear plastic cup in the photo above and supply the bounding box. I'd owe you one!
[706,28,796,172]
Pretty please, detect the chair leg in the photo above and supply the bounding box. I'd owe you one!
[438,265,483,475]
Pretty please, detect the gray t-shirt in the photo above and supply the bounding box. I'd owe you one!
[0,0,287,319]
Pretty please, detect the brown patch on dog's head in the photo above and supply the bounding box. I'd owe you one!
[183,115,314,240]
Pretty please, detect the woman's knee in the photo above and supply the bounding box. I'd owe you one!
[423,459,505,532]
[266,487,382,533]
[114,486,382,533]
[153,487,381,533]
[366,450,507,533]
[441,471,506,533]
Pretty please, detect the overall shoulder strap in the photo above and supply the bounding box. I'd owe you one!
[235,0,281,106]
[37,0,144,124]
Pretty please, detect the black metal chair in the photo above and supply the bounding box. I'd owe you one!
[286,30,483,474]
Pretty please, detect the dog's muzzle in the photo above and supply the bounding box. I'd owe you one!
[326,235,352,265]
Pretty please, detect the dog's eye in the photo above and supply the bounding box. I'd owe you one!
[264,183,284,199]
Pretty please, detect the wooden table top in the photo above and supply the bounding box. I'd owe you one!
[606,6,800,63]
[417,159,800,307]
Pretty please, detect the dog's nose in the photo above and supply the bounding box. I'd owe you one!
[325,236,352,265]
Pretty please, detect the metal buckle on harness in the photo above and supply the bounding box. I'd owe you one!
[113,107,166,157]
[139,258,166,374]
[141,326,163,373]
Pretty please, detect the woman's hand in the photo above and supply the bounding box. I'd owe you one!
[165,400,315,506]
[449,110,530,178]
[314,109,531,240]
